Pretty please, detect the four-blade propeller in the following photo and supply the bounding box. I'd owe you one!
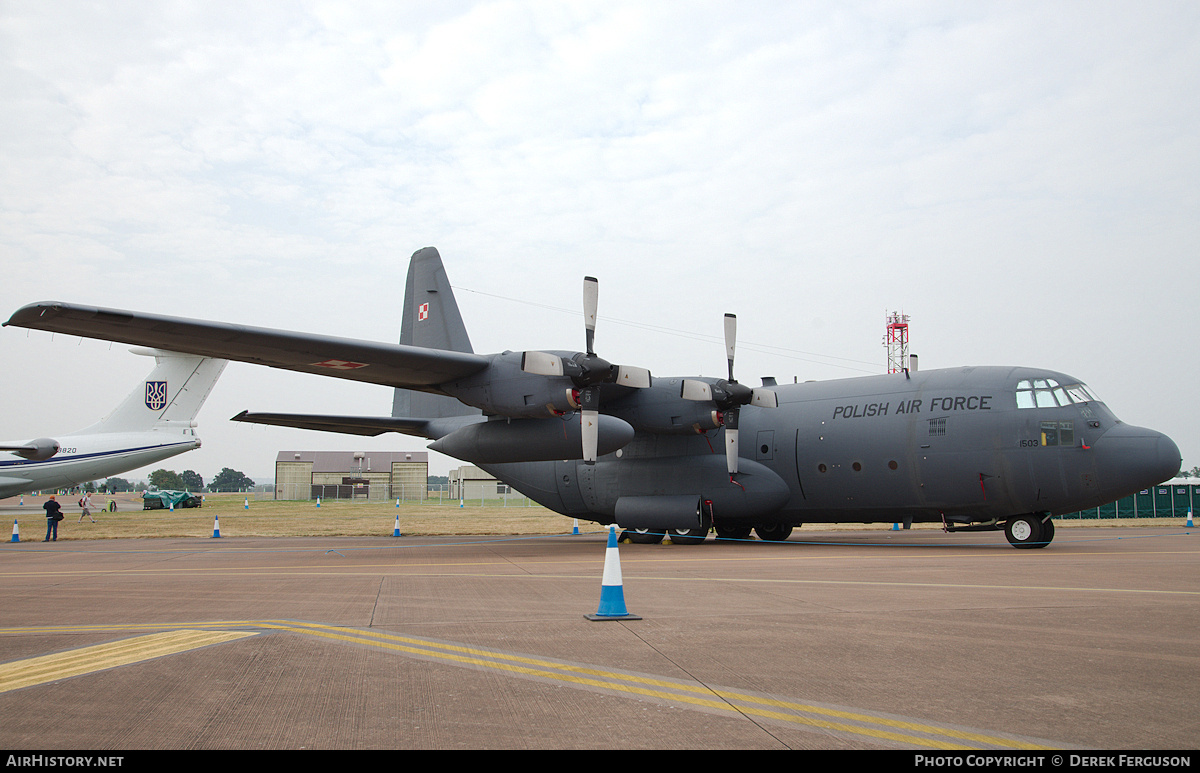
[680,313,778,475]
[520,276,651,463]
[522,281,777,474]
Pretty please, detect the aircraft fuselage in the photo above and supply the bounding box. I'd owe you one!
[0,430,201,499]
[476,365,1180,534]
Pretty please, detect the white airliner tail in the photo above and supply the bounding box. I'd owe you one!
[76,350,228,435]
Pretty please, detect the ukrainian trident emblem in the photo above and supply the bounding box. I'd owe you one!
[145,381,168,411]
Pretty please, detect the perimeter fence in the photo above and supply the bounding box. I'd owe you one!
[262,481,536,507]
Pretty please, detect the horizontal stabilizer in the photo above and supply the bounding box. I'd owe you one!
[231,411,482,441]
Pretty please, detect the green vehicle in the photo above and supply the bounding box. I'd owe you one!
[142,490,203,510]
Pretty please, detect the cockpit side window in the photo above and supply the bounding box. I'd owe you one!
[1016,378,1100,409]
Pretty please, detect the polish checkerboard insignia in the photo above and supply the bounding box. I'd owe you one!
[418,302,429,321]
[145,380,168,410]
[312,360,369,370]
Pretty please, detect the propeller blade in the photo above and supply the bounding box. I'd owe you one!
[724,406,740,475]
[521,350,564,377]
[579,386,600,464]
[583,276,598,355]
[724,313,737,382]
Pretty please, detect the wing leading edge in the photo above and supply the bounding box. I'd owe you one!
[4,302,489,390]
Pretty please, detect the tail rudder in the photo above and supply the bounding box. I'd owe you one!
[157,354,227,425]
[77,350,227,434]
[399,246,474,352]
[392,247,482,420]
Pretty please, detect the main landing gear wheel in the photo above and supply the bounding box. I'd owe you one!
[668,526,709,545]
[1034,517,1054,548]
[623,528,665,545]
[1004,515,1048,549]
[714,525,753,541]
[754,524,793,541]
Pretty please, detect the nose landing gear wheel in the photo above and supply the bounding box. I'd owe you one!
[1005,515,1047,549]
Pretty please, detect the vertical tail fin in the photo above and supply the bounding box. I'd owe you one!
[76,350,227,434]
[392,247,482,420]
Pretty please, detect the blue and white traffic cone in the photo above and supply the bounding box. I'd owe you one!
[393,511,402,537]
[586,525,641,621]
[892,522,899,531]
[316,497,321,508]
[11,519,19,543]
[1188,508,1194,528]
[244,497,249,509]
[572,519,580,535]
[212,513,221,538]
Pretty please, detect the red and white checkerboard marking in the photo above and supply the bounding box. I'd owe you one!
[312,359,369,370]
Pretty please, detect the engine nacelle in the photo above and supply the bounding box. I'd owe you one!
[603,379,723,434]
[429,416,635,464]
[12,437,61,461]
[443,351,584,418]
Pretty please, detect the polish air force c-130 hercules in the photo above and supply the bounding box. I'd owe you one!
[5,248,1180,548]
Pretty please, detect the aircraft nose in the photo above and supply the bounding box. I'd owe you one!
[1092,423,1181,498]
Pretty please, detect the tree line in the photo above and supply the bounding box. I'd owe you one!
[99,467,256,493]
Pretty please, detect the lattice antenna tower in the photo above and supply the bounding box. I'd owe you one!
[884,311,910,374]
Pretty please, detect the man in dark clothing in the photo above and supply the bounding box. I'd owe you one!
[43,496,62,541]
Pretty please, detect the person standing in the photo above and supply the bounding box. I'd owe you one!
[79,492,98,523]
[43,496,62,541]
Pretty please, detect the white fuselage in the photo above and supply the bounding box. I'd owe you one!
[0,429,201,498]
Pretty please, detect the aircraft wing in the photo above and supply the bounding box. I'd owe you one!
[5,302,490,390]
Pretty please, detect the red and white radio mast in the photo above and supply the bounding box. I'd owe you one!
[884,311,910,374]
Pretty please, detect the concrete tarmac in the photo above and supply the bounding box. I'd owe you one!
[0,526,1196,750]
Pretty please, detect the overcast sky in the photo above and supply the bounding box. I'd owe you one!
[2,1,1197,484]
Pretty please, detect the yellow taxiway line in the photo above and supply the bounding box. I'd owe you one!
[0,629,257,694]
[0,621,1054,750]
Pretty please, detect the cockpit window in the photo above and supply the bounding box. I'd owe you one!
[1015,378,1100,409]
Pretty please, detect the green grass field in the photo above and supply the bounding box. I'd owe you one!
[13,492,575,540]
[8,491,1190,542]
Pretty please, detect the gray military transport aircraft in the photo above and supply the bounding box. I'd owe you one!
[5,248,1181,548]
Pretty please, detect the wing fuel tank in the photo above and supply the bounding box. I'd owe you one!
[615,495,705,530]
[429,416,635,464]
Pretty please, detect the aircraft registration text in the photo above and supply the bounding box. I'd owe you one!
[833,395,994,420]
